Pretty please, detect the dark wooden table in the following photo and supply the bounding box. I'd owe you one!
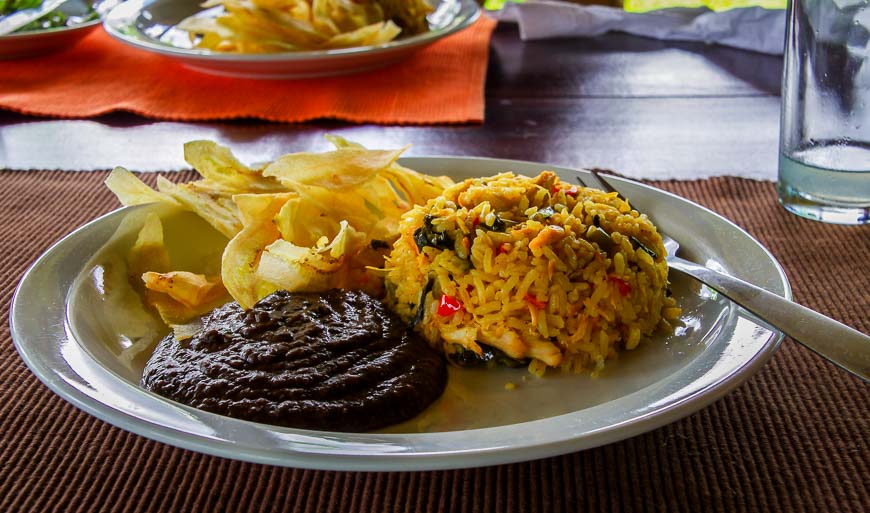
[8,21,866,513]
[0,23,783,179]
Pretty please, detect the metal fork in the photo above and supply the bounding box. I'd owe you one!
[578,171,870,382]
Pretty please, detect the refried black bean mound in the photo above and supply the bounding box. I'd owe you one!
[141,289,447,432]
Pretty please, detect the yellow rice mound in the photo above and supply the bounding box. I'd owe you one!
[384,171,680,375]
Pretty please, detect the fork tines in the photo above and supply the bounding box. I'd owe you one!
[575,168,627,201]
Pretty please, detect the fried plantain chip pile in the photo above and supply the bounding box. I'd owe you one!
[178,0,435,53]
[106,136,453,324]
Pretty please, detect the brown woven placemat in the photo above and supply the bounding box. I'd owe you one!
[1,171,867,513]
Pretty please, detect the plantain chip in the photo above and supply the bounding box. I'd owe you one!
[256,220,367,292]
[324,20,401,48]
[142,271,227,309]
[324,134,363,150]
[156,177,242,238]
[105,167,179,207]
[171,318,205,342]
[143,286,229,326]
[127,213,171,288]
[382,163,456,208]
[261,146,407,190]
[273,195,340,247]
[221,192,296,309]
[184,140,284,193]
[287,176,405,242]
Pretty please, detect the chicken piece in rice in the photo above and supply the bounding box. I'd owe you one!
[384,171,680,375]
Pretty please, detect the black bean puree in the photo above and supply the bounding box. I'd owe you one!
[141,289,447,432]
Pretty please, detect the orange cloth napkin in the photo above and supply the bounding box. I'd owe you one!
[0,17,496,124]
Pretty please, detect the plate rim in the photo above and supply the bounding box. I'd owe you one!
[9,156,789,471]
[102,0,481,63]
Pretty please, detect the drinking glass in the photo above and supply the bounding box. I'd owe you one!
[777,0,870,225]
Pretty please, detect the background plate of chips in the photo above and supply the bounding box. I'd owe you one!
[103,0,480,78]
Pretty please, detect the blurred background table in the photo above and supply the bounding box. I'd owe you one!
[0,23,782,179]
[1,22,867,513]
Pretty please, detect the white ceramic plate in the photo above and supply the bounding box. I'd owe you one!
[102,0,480,78]
[10,157,788,471]
[0,0,100,59]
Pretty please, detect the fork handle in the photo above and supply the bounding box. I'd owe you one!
[668,258,870,382]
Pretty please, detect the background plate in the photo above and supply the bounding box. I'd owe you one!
[0,0,100,59]
[10,157,788,471]
[102,0,480,78]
